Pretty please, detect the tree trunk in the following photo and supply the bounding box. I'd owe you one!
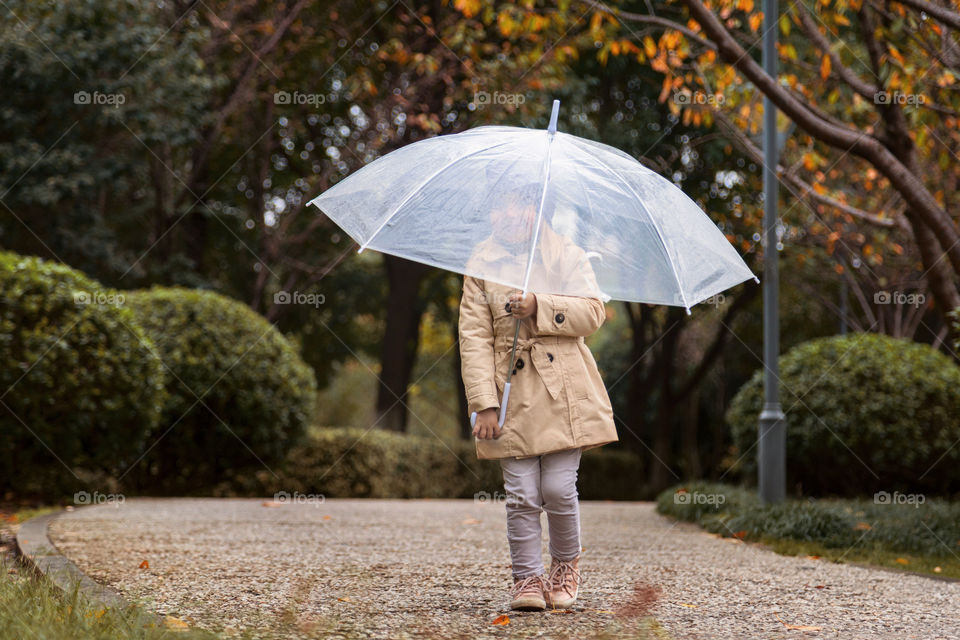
[376,255,430,432]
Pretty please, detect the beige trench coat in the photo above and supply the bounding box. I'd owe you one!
[458,231,619,460]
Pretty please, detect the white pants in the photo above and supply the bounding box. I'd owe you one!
[499,447,582,579]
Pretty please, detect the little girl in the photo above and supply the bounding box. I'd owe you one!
[458,259,619,611]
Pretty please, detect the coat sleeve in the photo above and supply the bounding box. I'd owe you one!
[533,294,606,338]
[458,276,500,415]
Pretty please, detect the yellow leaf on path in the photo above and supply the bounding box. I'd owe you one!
[491,614,510,625]
[163,616,189,631]
[896,557,910,565]
[776,613,822,631]
[262,501,283,507]
[679,603,699,608]
[462,518,481,525]
[337,596,352,602]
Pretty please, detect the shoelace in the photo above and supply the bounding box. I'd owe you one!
[549,560,585,596]
[510,573,547,598]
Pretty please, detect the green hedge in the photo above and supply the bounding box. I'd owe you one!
[657,481,960,558]
[127,287,316,493]
[218,427,646,500]
[0,252,164,495]
[726,333,960,497]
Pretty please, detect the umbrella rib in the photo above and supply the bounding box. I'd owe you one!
[357,139,517,253]
[584,153,690,311]
[520,133,555,294]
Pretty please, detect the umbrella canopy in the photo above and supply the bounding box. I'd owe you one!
[309,101,757,312]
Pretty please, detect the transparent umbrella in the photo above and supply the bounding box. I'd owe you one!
[309,100,758,426]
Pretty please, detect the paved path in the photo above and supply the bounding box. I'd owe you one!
[46,499,958,639]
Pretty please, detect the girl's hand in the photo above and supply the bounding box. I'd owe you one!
[473,408,502,439]
[507,292,537,319]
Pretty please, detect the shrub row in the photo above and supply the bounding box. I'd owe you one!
[217,427,648,501]
[0,252,316,497]
[657,481,960,558]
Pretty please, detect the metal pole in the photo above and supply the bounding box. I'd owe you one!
[758,0,786,504]
[839,257,848,336]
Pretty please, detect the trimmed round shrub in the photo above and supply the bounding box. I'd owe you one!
[0,252,164,495]
[727,333,960,497]
[127,287,316,492]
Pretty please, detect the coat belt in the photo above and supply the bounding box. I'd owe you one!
[494,335,579,401]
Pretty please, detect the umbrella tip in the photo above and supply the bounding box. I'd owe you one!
[685,306,692,316]
[548,99,560,134]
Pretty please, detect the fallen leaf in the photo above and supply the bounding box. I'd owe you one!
[678,603,699,608]
[462,518,481,525]
[776,613,822,631]
[814,585,826,589]
[138,560,149,570]
[262,501,283,508]
[337,596,352,602]
[806,555,821,560]
[163,616,189,630]
[491,614,510,625]
[323,515,332,520]
[934,566,942,573]
[895,557,910,565]
[853,521,872,531]
[732,530,747,539]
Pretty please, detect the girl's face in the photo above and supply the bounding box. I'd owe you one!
[491,198,535,246]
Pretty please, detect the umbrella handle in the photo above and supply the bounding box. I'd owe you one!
[469,382,512,431]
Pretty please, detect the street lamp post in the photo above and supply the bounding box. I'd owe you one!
[758,0,786,504]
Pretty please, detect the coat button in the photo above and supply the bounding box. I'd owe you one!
[547,352,554,362]
[516,358,524,369]
[555,312,565,323]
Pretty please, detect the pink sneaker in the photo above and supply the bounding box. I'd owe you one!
[545,555,584,609]
[509,573,548,611]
